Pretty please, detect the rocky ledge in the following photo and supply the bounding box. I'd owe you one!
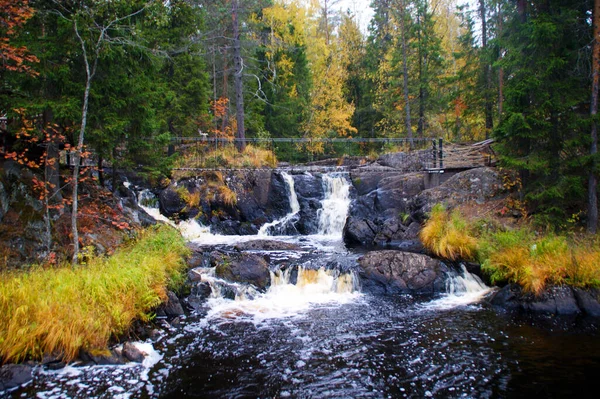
[488,284,600,317]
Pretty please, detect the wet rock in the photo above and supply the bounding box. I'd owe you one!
[122,342,146,363]
[358,251,448,295]
[156,291,185,317]
[188,281,213,310]
[489,285,586,316]
[573,288,600,317]
[214,253,271,291]
[80,350,126,365]
[343,218,377,247]
[292,173,325,234]
[344,172,425,247]
[187,268,204,282]
[234,240,302,252]
[0,364,33,391]
[159,186,186,217]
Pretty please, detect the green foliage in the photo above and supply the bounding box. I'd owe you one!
[0,225,189,363]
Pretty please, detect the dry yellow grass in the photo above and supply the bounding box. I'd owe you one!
[0,225,189,363]
[420,204,478,261]
[422,204,600,295]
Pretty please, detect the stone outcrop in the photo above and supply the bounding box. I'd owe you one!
[344,166,504,248]
[410,167,503,221]
[358,250,449,295]
[488,285,600,317]
[213,252,271,291]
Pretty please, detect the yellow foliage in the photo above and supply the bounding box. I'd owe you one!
[0,226,189,363]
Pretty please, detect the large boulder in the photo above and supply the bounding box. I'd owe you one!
[358,250,449,295]
[344,172,425,247]
[411,167,503,221]
[213,252,271,291]
[159,186,186,217]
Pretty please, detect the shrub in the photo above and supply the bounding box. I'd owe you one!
[0,225,189,363]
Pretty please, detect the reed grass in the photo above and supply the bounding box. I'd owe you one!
[421,204,600,295]
[419,204,478,261]
[0,225,189,363]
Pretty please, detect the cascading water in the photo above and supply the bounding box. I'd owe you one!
[258,172,300,236]
[420,264,493,310]
[317,174,351,236]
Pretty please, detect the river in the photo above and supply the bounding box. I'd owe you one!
[8,172,600,399]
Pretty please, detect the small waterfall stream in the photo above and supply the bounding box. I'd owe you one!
[317,174,351,236]
[258,172,300,236]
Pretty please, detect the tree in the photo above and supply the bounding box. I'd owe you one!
[589,0,600,233]
[49,0,148,264]
[0,0,39,75]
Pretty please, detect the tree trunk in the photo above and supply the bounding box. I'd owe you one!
[400,4,413,148]
[232,0,246,152]
[480,0,493,139]
[588,0,600,233]
[417,8,424,138]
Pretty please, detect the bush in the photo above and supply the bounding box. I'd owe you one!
[0,225,189,363]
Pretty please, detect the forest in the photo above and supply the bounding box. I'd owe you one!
[1,0,599,230]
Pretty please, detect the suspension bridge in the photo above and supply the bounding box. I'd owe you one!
[169,137,495,175]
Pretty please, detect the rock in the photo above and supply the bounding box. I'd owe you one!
[343,218,377,247]
[155,291,185,318]
[344,172,425,247]
[214,253,271,291]
[234,240,302,252]
[358,251,448,295]
[80,350,126,365]
[187,268,204,282]
[489,285,583,315]
[122,342,146,363]
[0,364,33,391]
[573,288,600,317]
[411,167,503,219]
[292,173,324,235]
[159,186,186,217]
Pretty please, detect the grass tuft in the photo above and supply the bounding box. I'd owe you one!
[419,204,478,261]
[0,225,189,363]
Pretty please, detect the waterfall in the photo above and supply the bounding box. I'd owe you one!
[258,172,300,236]
[420,264,493,310]
[317,174,351,236]
[196,266,360,322]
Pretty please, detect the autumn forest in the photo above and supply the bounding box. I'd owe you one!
[1,0,600,230]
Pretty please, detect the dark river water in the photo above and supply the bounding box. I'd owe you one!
[10,281,600,399]
[7,174,600,398]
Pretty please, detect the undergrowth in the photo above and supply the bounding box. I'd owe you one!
[0,225,189,363]
[421,204,600,295]
[173,144,277,172]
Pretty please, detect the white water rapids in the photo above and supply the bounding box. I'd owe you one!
[138,173,490,320]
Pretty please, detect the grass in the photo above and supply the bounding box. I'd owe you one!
[419,204,478,261]
[173,144,277,172]
[0,225,189,363]
[421,204,600,295]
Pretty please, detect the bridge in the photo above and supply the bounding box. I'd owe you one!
[169,137,495,175]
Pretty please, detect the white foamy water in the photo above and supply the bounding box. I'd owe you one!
[420,265,493,311]
[258,172,300,236]
[195,267,361,324]
[317,174,351,237]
